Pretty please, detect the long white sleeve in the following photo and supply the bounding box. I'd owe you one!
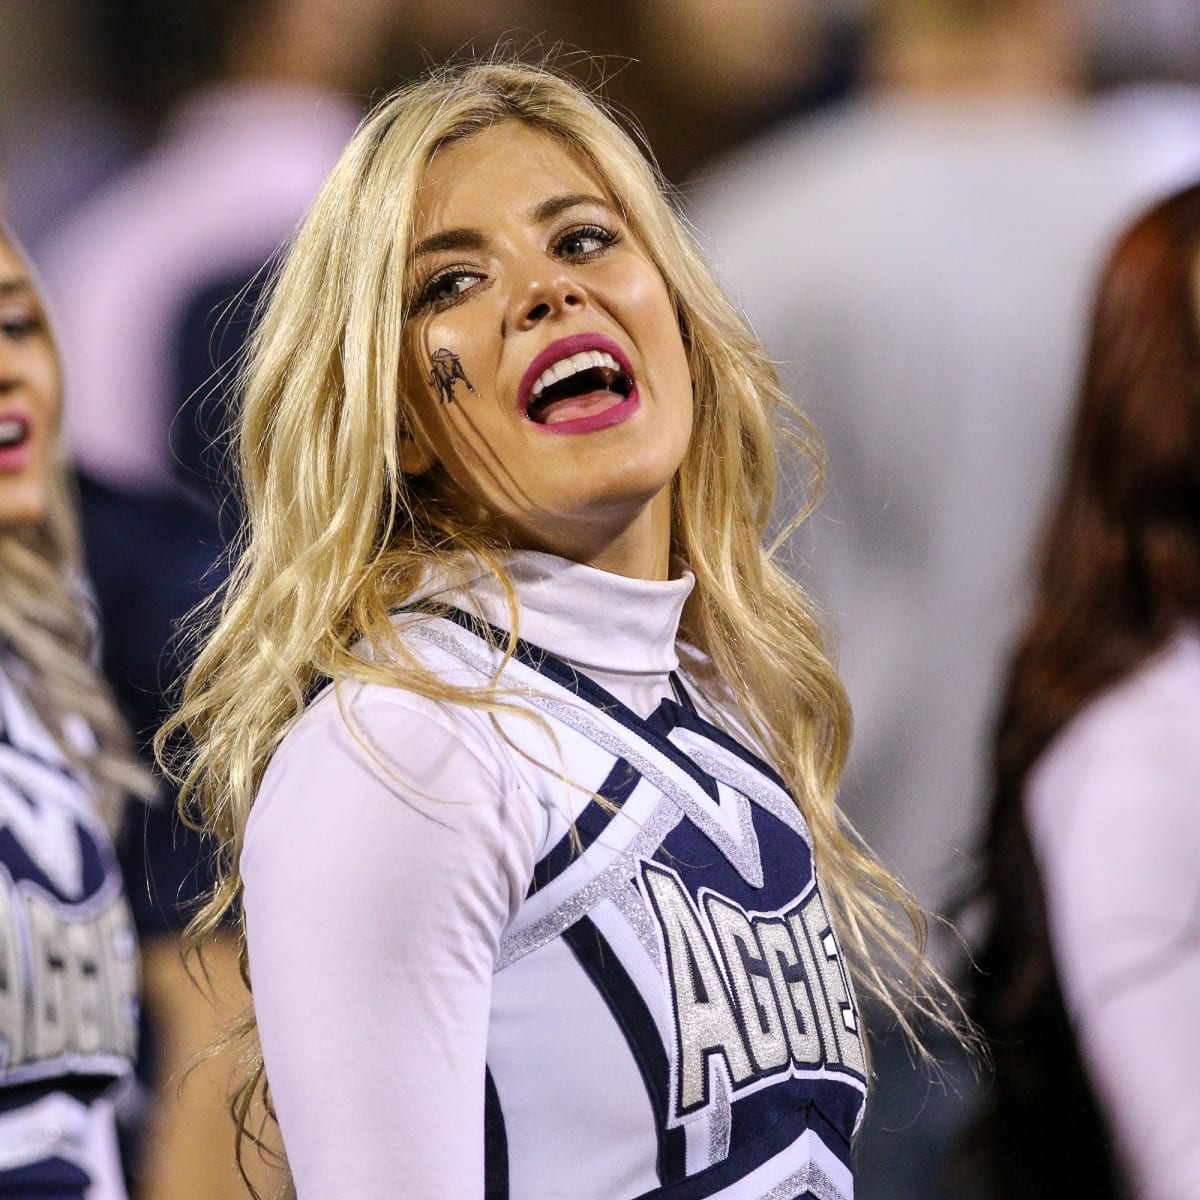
[241,684,544,1199]
[1025,634,1200,1200]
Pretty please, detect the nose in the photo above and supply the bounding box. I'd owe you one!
[509,265,587,332]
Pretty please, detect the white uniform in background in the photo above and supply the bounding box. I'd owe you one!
[1026,630,1200,1200]
[0,660,139,1199]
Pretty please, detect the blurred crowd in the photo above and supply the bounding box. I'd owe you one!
[2,1,1199,1198]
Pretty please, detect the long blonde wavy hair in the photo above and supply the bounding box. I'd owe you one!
[0,229,147,827]
[161,58,964,1181]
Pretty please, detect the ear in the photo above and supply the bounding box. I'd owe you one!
[398,404,438,476]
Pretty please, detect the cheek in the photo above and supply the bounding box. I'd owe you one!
[29,350,62,426]
[646,311,693,416]
[404,321,486,412]
[399,330,498,487]
[25,365,64,468]
[622,270,690,376]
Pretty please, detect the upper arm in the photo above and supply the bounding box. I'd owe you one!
[1026,703,1200,1200]
[241,690,542,1199]
[137,932,286,1200]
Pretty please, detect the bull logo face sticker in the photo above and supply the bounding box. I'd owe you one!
[428,348,476,405]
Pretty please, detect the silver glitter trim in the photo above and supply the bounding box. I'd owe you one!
[687,746,812,849]
[529,693,766,890]
[413,624,792,963]
[706,1062,732,1166]
[415,622,769,876]
[610,879,662,969]
[497,802,680,971]
[759,1162,848,1200]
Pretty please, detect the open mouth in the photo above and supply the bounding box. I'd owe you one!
[525,350,634,427]
[0,417,29,449]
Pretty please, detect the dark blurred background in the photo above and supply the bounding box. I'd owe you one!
[3,0,1199,239]
[0,0,863,244]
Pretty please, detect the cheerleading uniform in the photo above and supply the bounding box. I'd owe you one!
[0,659,139,1199]
[244,552,866,1199]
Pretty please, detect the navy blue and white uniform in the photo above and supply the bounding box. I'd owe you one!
[0,658,139,1199]
[244,553,866,1199]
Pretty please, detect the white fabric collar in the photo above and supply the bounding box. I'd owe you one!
[417,551,694,678]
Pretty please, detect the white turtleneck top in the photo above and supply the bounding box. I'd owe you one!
[1025,630,1200,1200]
[243,553,865,1200]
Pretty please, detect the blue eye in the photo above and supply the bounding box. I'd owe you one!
[418,269,482,310]
[556,225,618,259]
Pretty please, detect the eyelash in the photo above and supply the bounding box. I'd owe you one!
[416,267,483,312]
[414,222,621,313]
[554,223,619,260]
[0,315,43,342]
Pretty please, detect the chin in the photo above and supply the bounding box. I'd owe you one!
[0,482,51,531]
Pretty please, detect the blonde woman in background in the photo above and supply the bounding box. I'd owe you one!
[165,61,960,1200]
[0,224,282,1200]
[0,226,145,1196]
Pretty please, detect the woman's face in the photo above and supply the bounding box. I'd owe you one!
[0,237,59,529]
[400,121,694,579]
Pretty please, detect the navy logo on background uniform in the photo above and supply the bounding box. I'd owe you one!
[0,681,138,1078]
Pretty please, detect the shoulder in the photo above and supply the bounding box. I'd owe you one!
[258,674,515,814]
[1025,632,1200,875]
[1032,633,1200,796]
[243,676,549,916]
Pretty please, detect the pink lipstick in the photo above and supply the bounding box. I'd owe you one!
[517,333,640,436]
[0,413,33,471]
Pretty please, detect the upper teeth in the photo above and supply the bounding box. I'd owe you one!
[0,420,24,446]
[530,350,622,398]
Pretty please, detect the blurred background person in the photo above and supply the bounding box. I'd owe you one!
[689,0,1200,1194]
[969,179,1200,1200]
[0,6,141,255]
[38,0,398,524]
[0,1,856,236]
[691,0,1200,947]
[0,223,148,1197]
[15,2,408,1195]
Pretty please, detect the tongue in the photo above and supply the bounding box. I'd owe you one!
[538,388,625,426]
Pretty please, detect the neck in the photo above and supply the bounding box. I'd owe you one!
[503,487,674,583]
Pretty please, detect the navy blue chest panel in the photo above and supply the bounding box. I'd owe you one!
[414,613,866,1199]
[0,675,138,1087]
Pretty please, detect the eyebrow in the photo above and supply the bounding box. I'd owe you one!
[529,192,613,223]
[409,193,616,261]
[410,228,485,260]
[0,278,34,298]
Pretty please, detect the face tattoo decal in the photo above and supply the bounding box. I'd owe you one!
[428,347,476,405]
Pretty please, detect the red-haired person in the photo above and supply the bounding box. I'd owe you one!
[971,181,1200,1200]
